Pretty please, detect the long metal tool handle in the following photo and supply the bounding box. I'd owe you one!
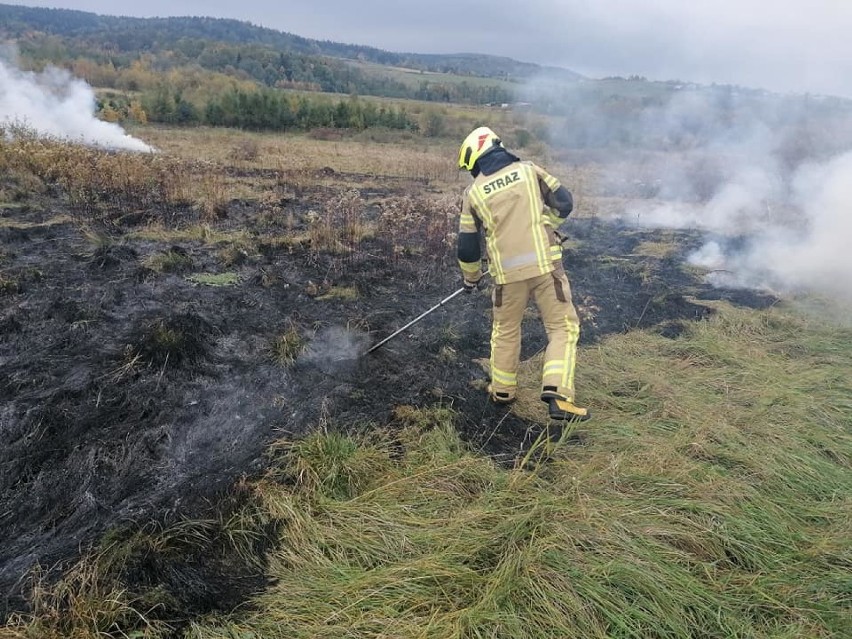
[366,287,466,354]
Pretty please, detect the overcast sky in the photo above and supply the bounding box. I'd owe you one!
[6,1,852,98]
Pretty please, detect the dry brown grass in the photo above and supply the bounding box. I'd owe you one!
[136,124,599,199]
[4,555,171,638]
[127,224,250,245]
[633,239,680,258]
[1,132,189,221]
[0,129,243,226]
[0,215,73,229]
[315,285,359,301]
[120,116,603,224]
[139,127,461,190]
[142,248,193,273]
[378,194,457,265]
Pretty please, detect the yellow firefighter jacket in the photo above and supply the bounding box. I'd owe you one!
[459,159,567,285]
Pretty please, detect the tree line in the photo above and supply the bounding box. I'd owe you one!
[101,87,419,132]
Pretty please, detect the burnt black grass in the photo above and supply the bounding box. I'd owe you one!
[2,133,850,639]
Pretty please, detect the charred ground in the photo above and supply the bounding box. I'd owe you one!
[0,161,776,620]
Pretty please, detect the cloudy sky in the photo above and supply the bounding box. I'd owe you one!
[6,1,852,98]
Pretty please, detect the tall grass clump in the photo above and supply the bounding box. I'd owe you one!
[270,321,305,366]
[143,247,194,273]
[1,131,186,221]
[4,552,173,638]
[4,489,278,638]
[302,189,374,258]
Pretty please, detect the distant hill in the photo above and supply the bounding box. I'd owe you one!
[0,3,583,82]
[8,1,848,153]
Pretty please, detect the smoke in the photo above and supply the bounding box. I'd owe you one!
[625,152,852,302]
[728,152,852,298]
[550,86,852,303]
[0,56,153,152]
[531,1,852,99]
[299,326,371,376]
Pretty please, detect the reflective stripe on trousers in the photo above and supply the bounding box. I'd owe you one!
[490,270,581,400]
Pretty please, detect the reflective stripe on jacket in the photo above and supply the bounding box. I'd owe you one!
[460,160,563,284]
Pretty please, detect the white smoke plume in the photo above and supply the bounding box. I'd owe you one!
[577,88,852,303]
[299,326,371,376]
[625,151,852,302]
[723,152,852,299]
[0,57,153,152]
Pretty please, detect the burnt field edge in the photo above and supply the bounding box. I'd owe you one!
[1,195,778,622]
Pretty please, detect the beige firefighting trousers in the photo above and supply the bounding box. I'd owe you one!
[489,268,580,401]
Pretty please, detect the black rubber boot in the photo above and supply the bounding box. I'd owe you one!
[547,398,590,421]
[487,384,516,405]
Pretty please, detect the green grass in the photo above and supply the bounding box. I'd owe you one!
[196,303,849,639]
[6,302,851,638]
[185,272,240,287]
[343,59,519,92]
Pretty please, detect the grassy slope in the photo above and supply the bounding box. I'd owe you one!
[166,302,848,639]
[15,303,815,637]
[6,306,851,639]
[342,59,521,92]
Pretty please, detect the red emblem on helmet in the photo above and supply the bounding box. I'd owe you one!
[477,134,489,150]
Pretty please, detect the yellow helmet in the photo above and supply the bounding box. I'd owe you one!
[458,126,501,171]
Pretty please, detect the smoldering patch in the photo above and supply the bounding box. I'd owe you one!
[298,326,372,375]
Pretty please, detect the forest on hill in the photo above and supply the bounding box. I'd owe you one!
[0,2,583,106]
[0,2,583,81]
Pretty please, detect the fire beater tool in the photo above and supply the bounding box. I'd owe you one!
[366,287,466,354]
[365,229,573,356]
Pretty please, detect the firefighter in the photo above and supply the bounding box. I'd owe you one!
[457,126,589,421]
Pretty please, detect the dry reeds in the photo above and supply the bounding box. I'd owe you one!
[0,128,235,227]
